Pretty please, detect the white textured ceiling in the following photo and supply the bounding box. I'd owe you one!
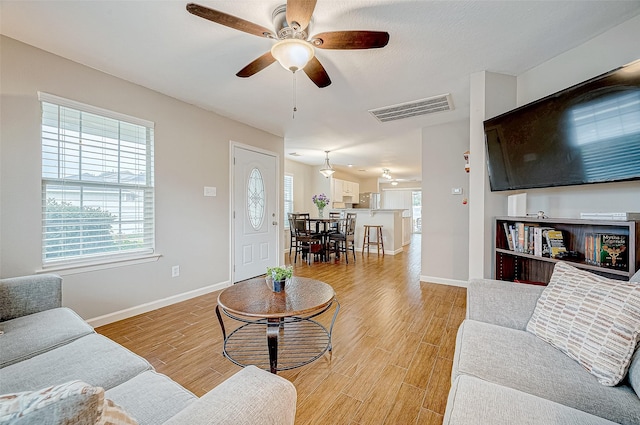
[2,0,640,182]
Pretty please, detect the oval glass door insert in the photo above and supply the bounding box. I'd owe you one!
[247,167,265,230]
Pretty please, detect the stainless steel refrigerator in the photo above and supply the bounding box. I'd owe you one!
[356,192,380,209]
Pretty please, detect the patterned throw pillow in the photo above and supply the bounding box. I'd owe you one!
[0,380,137,425]
[97,398,138,425]
[526,261,640,386]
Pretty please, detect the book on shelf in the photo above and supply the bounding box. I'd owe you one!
[502,221,553,256]
[545,230,567,258]
[599,234,628,269]
[503,222,514,251]
[517,222,525,253]
[584,233,628,269]
[585,233,601,266]
[533,227,554,257]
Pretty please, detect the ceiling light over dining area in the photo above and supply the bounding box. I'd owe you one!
[319,151,335,178]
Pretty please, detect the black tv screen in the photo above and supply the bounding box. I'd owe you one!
[484,61,640,191]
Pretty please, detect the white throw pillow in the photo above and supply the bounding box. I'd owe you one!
[526,262,640,386]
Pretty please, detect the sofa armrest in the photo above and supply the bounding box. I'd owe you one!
[0,274,62,321]
[467,278,545,330]
[163,366,297,425]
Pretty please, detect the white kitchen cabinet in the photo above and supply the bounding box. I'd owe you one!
[331,178,344,202]
[330,178,359,204]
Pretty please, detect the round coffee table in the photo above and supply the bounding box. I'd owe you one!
[216,276,340,374]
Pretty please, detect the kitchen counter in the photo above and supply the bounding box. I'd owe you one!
[330,209,407,255]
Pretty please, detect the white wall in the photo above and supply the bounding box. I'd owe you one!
[0,36,284,322]
[284,159,316,214]
[421,119,470,285]
[514,14,640,219]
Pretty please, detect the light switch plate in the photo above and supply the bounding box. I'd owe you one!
[204,186,216,197]
[451,187,463,195]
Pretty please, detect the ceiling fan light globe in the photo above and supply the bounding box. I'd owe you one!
[271,39,315,72]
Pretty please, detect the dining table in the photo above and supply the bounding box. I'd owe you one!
[307,217,341,262]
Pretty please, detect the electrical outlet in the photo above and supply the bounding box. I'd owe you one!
[171,265,180,277]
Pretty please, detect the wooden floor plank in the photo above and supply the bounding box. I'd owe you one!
[96,234,464,424]
[383,382,425,425]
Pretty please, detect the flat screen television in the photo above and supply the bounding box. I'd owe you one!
[484,60,640,192]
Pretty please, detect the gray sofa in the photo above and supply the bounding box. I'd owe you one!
[443,275,640,425]
[0,274,297,424]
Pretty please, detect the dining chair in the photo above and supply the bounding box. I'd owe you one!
[291,215,324,265]
[329,213,357,263]
[328,211,342,235]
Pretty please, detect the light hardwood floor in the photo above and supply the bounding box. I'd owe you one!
[96,234,466,424]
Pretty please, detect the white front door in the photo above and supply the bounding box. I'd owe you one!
[232,145,279,282]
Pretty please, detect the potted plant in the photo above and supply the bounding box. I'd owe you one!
[266,265,293,292]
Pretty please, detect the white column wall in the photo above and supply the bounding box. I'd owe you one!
[421,119,471,286]
[468,72,517,280]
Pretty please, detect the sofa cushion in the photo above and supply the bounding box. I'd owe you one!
[628,348,640,397]
[526,261,640,386]
[0,380,102,425]
[0,274,62,321]
[163,365,297,425]
[444,375,618,425]
[105,371,195,425]
[0,334,151,395]
[0,307,94,368]
[453,319,640,425]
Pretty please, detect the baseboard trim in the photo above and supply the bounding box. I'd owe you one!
[86,280,231,327]
[420,275,468,288]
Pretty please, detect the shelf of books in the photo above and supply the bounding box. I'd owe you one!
[494,216,639,284]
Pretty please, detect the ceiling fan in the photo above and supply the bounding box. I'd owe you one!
[186,1,390,88]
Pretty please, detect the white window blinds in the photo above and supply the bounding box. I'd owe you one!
[284,174,294,229]
[40,93,155,265]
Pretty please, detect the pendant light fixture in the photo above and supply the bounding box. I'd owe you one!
[319,151,335,178]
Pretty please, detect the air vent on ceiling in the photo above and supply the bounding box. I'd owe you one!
[369,94,454,123]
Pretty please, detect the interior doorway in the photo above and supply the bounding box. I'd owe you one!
[412,191,422,234]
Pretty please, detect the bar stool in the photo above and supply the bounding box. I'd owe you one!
[362,225,384,256]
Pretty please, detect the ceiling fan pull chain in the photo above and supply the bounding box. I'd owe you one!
[292,71,298,119]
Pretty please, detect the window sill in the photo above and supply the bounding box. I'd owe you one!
[37,253,162,276]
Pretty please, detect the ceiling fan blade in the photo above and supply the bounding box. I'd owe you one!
[236,51,277,78]
[311,31,390,50]
[286,0,317,30]
[303,57,331,88]
[186,3,275,38]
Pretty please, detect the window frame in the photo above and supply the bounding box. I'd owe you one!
[39,92,156,269]
[284,173,294,229]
